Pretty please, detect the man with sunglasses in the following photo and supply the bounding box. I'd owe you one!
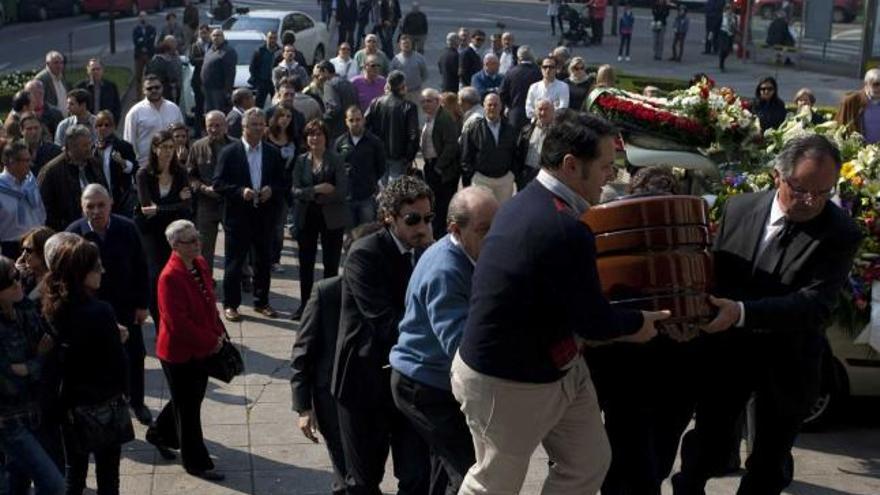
[333,175,434,495]
[524,57,569,121]
[671,134,861,495]
[122,75,184,167]
[836,68,880,144]
[459,30,485,89]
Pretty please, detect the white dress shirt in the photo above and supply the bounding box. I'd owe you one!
[525,79,570,119]
[331,56,360,81]
[123,98,184,166]
[243,140,263,190]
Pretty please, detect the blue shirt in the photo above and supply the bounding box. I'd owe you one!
[0,171,46,243]
[390,235,474,390]
[863,98,880,144]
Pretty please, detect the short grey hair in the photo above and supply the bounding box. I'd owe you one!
[773,134,842,178]
[517,45,534,63]
[865,68,880,85]
[65,125,92,145]
[447,186,497,229]
[483,53,499,64]
[24,79,44,93]
[551,46,570,60]
[165,219,198,245]
[446,32,458,47]
[421,88,440,100]
[458,86,480,106]
[45,51,63,63]
[44,232,81,268]
[242,107,265,126]
[205,110,226,122]
[81,183,111,202]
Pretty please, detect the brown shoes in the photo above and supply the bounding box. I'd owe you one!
[254,305,278,318]
[224,308,242,322]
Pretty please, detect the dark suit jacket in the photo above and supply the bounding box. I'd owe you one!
[291,275,342,413]
[438,47,460,93]
[38,106,64,137]
[66,215,149,327]
[459,46,482,88]
[31,141,62,176]
[213,140,285,232]
[37,153,109,232]
[499,61,542,130]
[710,190,861,411]
[428,107,461,184]
[337,0,358,26]
[96,135,137,217]
[332,228,414,405]
[460,117,517,178]
[75,79,122,123]
[35,68,70,111]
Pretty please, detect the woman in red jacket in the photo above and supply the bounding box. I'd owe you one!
[145,219,226,481]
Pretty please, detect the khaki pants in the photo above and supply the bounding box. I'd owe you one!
[451,353,611,495]
[472,171,515,204]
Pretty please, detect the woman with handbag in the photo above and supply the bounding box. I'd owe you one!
[41,237,131,495]
[290,119,349,321]
[146,219,227,481]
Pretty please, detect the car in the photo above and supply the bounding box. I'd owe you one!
[81,0,164,18]
[753,0,862,23]
[220,9,329,66]
[18,0,81,21]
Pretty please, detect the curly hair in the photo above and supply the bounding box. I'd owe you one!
[377,176,434,224]
[41,236,101,323]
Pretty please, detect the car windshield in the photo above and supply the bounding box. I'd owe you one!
[223,16,277,34]
[227,40,265,63]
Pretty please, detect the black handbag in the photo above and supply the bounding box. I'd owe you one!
[204,328,243,383]
[68,395,135,453]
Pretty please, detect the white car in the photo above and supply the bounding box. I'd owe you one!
[221,9,330,66]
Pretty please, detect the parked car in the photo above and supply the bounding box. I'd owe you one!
[81,0,164,18]
[18,0,81,21]
[754,0,862,24]
[220,9,329,66]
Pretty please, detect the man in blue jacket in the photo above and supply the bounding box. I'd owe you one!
[390,186,499,495]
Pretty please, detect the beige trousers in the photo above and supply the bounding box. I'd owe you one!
[450,353,610,495]
[472,171,515,204]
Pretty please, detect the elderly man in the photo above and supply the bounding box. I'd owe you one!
[400,2,429,53]
[35,51,70,116]
[38,125,110,232]
[438,32,460,93]
[189,111,233,271]
[226,88,255,139]
[471,53,504,99]
[498,32,518,74]
[123,75,184,166]
[75,58,121,123]
[515,98,555,190]
[390,35,428,105]
[213,108,285,321]
[390,186,498,495]
[249,31,281,108]
[459,30,485,89]
[25,79,64,136]
[460,93,517,202]
[0,141,46,258]
[202,29,238,113]
[20,112,62,175]
[837,68,880,144]
[420,88,460,239]
[334,106,385,228]
[458,86,484,132]
[318,61,359,140]
[366,70,419,185]
[525,57,570,120]
[354,34,390,75]
[54,89,97,147]
[499,45,542,130]
[273,43,311,90]
[67,184,151,425]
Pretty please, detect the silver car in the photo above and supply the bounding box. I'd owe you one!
[221,9,330,66]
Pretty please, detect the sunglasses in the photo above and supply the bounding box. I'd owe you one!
[759,86,774,92]
[403,212,435,226]
[145,86,162,92]
[21,246,34,254]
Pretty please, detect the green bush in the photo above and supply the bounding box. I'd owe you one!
[0,66,132,119]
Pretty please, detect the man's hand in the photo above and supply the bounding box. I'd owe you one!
[313,183,335,195]
[118,324,130,343]
[10,363,29,377]
[141,204,158,217]
[616,310,669,344]
[135,308,149,325]
[258,185,273,203]
[298,410,319,443]
[701,296,741,334]
[242,188,257,202]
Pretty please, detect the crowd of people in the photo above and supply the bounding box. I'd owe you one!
[0,0,873,494]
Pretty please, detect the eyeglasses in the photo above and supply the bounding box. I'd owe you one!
[759,86,775,92]
[402,212,435,226]
[0,269,21,291]
[783,177,835,201]
[145,86,162,92]
[21,246,34,254]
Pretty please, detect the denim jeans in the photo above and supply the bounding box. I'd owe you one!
[381,159,409,187]
[348,198,376,229]
[0,423,65,495]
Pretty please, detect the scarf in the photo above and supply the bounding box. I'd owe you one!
[0,173,40,224]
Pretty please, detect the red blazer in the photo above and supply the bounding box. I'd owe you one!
[156,252,225,363]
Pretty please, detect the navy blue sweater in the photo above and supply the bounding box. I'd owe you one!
[458,181,643,383]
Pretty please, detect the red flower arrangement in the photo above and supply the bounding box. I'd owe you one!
[592,91,713,148]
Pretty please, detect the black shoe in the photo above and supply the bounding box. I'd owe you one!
[146,431,177,461]
[131,404,153,426]
[289,307,304,321]
[187,469,225,481]
[241,277,254,293]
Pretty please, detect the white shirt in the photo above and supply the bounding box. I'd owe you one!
[499,49,515,74]
[243,140,263,190]
[50,72,68,117]
[486,118,501,144]
[421,116,437,160]
[525,79,570,119]
[123,98,184,166]
[331,56,360,81]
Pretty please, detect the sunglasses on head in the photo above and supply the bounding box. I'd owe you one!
[403,212,435,226]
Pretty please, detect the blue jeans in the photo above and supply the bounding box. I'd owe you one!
[0,423,64,495]
[348,198,376,229]
[381,159,409,187]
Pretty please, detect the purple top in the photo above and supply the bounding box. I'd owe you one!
[864,100,880,144]
[352,75,387,112]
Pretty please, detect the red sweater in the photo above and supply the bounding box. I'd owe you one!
[156,253,224,363]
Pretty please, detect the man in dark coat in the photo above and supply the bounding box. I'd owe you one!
[419,88,460,239]
[202,29,238,113]
[438,32,460,93]
[332,176,434,495]
[400,2,429,53]
[337,0,358,46]
[75,59,121,124]
[365,70,419,184]
[499,45,542,131]
[318,61,359,140]
[671,134,861,495]
[334,106,385,228]
[249,31,280,108]
[20,112,62,176]
[704,0,725,54]
[133,11,158,85]
[67,184,151,425]
[459,30,484,89]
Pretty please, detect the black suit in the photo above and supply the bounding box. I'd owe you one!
[332,228,430,494]
[672,190,861,495]
[290,276,347,495]
[437,47,459,93]
[458,46,481,89]
[96,135,137,217]
[337,0,358,46]
[213,140,285,310]
[75,79,122,124]
[498,60,542,131]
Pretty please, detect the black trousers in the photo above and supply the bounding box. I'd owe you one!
[591,17,604,44]
[223,220,274,309]
[586,338,697,495]
[672,33,687,61]
[64,433,121,495]
[253,81,274,109]
[149,360,213,473]
[423,160,458,241]
[296,205,344,310]
[618,34,632,57]
[314,387,347,495]
[339,23,356,46]
[705,16,722,54]
[390,371,475,495]
[336,373,431,495]
[124,324,146,409]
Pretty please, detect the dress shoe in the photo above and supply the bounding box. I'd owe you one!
[254,305,278,318]
[241,277,254,293]
[289,306,304,321]
[187,469,225,481]
[224,308,242,322]
[145,431,177,460]
[131,404,153,426]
